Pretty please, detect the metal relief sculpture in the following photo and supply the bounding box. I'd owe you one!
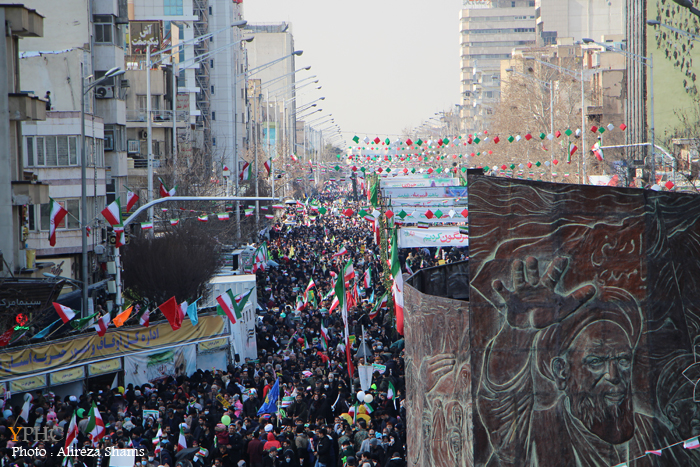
[468,177,700,466]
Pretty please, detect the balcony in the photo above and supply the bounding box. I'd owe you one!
[3,5,43,37]
[11,181,49,205]
[9,93,46,121]
[126,110,189,126]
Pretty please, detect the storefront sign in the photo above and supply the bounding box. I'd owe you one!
[388,198,468,207]
[0,316,225,379]
[10,375,46,393]
[398,227,469,248]
[88,358,122,376]
[50,366,85,385]
[199,338,228,351]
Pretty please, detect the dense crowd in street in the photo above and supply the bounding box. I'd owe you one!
[0,188,469,467]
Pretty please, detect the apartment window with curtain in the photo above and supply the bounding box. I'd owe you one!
[25,136,79,167]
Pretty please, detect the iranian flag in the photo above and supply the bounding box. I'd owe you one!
[65,411,78,449]
[305,278,316,293]
[114,225,125,248]
[48,198,68,247]
[198,214,209,222]
[216,289,237,324]
[159,178,176,197]
[685,437,700,450]
[101,199,122,226]
[378,292,388,309]
[272,204,285,209]
[86,402,106,446]
[245,208,254,217]
[170,219,179,226]
[332,246,348,258]
[141,222,153,230]
[153,425,163,454]
[264,159,271,175]
[343,261,355,283]
[137,306,150,327]
[217,212,230,220]
[328,295,339,313]
[335,268,355,378]
[94,314,110,336]
[290,153,299,162]
[177,425,187,451]
[363,269,371,288]
[387,381,396,400]
[592,141,604,161]
[320,321,329,350]
[240,161,252,181]
[53,302,76,324]
[569,142,578,156]
[391,230,405,335]
[125,186,139,212]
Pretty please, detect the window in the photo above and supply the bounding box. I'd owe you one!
[26,137,34,166]
[211,85,215,94]
[212,111,216,121]
[94,15,114,44]
[210,59,214,68]
[137,95,147,112]
[40,199,80,231]
[212,137,216,146]
[209,6,212,14]
[164,0,183,15]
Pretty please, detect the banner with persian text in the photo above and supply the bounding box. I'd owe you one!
[397,227,468,248]
[0,315,226,379]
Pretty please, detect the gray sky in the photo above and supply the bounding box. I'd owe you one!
[244,0,463,146]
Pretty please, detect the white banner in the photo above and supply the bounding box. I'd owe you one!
[358,365,374,392]
[398,227,469,248]
[124,344,197,387]
[392,207,468,224]
[382,186,468,199]
[380,178,460,188]
[388,197,469,207]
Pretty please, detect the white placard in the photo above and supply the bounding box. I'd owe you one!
[397,227,469,248]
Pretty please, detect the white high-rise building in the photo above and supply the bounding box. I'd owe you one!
[535,0,624,46]
[208,0,248,176]
[460,0,536,134]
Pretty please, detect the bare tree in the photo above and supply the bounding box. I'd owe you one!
[122,221,219,304]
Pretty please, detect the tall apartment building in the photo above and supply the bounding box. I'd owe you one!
[15,0,127,286]
[209,0,248,176]
[127,0,207,188]
[243,23,299,165]
[460,0,536,134]
[535,0,624,46]
[0,5,48,278]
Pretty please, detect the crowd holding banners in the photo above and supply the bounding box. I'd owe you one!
[0,185,467,467]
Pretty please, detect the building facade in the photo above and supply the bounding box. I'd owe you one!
[460,0,536,134]
[535,0,624,46]
[0,5,48,277]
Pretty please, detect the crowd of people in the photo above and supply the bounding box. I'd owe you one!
[1,190,451,467]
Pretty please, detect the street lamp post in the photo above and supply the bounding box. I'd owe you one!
[81,65,124,316]
[234,50,303,237]
[583,39,655,184]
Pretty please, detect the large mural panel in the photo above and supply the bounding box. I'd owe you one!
[404,278,472,467]
[468,175,700,467]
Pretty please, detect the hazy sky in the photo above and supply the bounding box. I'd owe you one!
[243,0,463,146]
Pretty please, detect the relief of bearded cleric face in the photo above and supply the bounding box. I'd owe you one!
[476,257,683,467]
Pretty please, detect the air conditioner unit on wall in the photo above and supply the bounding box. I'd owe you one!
[95,85,114,99]
[139,130,148,139]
